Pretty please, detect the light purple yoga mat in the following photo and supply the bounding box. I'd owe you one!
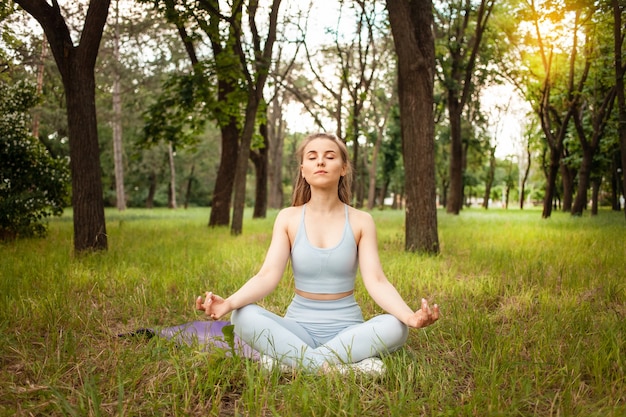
[157,320,260,360]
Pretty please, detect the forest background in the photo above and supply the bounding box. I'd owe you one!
[1,0,624,255]
[1,1,625,415]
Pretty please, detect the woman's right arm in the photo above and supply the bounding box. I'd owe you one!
[197,208,293,319]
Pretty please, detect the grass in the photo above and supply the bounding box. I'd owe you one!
[1,206,625,416]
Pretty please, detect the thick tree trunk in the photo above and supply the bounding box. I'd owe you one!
[386,0,439,254]
[561,163,574,213]
[66,64,108,251]
[571,148,593,216]
[542,147,560,218]
[209,122,239,226]
[16,0,111,252]
[230,0,280,235]
[447,100,464,214]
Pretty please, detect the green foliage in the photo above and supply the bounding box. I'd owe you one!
[142,72,209,148]
[0,80,69,240]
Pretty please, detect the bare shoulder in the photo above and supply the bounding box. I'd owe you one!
[276,205,303,243]
[346,206,376,242]
[346,206,375,225]
[276,205,302,223]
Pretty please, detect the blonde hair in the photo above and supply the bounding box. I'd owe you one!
[291,133,353,206]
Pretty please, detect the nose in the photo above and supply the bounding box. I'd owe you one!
[317,156,325,166]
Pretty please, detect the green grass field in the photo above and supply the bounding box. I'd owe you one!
[1,207,624,416]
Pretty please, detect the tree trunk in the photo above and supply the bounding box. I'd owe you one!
[366,128,384,210]
[67,65,108,250]
[542,146,560,218]
[530,4,581,219]
[378,179,389,209]
[561,163,574,213]
[112,0,126,211]
[268,92,285,209]
[447,99,464,214]
[231,97,258,235]
[613,0,626,219]
[32,34,47,139]
[184,164,195,209]
[590,178,600,216]
[351,105,363,208]
[482,146,496,209]
[209,122,239,226]
[230,0,281,235]
[251,123,269,219]
[167,141,176,209]
[17,0,111,252]
[146,171,156,208]
[610,153,621,210]
[386,0,439,254]
[520,141,531,209]
[571,149,593,216]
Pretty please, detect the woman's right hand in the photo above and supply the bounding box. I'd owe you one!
[196,291,230,320]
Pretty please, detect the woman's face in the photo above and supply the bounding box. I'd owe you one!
[300,138,347,186]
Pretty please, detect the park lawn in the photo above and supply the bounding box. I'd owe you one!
[0,207,624,416]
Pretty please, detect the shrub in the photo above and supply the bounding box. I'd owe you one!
[0,80,69,240]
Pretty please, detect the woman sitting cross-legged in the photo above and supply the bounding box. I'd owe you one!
[196,132,440,373]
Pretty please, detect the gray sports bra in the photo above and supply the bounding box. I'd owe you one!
[290,204,358,294]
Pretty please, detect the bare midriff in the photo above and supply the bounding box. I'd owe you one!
[294,288,354,300]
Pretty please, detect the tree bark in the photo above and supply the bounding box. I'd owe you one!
[613,0,626,219]
[441,0,495,215]
[209,122,239,226]
[16,0,110,252]
[230,0,281,235]
[268,90,285,209]
[560,162,574,213]
[167,141,176,209]
[482,146,496,209]
[386,0,439,254]
[520,140,531,209]
[146,171,156,209]
[251,122,269,219]
[184,164,195,209]
[32,34,47,139]
[112,0,126,211]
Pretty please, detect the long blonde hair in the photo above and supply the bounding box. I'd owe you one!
[291,132,353,206]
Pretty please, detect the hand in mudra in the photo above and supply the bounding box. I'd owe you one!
[196,292,229,320]
[407,298,440,329]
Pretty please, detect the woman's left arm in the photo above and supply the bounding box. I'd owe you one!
[356,211,440,329]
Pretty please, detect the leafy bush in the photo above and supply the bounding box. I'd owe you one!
[0,80,69,240]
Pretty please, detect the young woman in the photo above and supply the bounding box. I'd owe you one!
[196,132,439,372]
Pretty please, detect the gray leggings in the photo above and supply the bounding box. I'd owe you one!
[231,294,408,370]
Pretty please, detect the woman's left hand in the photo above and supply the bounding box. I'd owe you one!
[407,298,440,329]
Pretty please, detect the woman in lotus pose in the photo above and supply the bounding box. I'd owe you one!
[196,132,439,372]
